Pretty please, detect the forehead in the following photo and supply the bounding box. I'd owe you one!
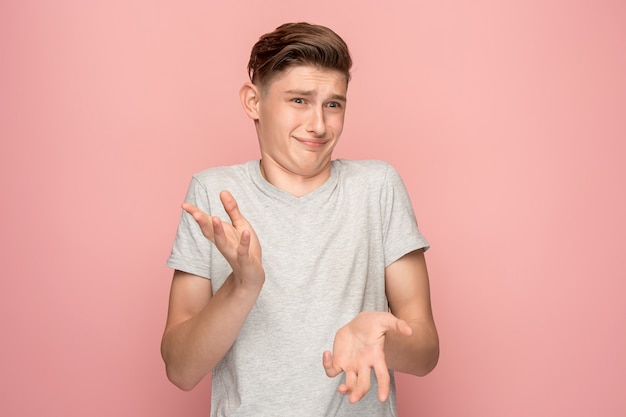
[263,65,348,96]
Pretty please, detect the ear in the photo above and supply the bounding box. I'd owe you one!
[239,82,260,120]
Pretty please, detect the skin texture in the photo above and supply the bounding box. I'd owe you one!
[161,191,264,390]
[322,249,439,403]
[239,65,347,197]
[161,65,439,402]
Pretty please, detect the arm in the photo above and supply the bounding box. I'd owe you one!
[323,249,439,402]
[383,249,439,375]
[161,191,265,390]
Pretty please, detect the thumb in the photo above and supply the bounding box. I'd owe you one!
[393,318,413,337]
[322,350,343,378]
[380,313,413,337]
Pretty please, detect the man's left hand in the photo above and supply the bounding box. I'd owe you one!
[322,311,413,403]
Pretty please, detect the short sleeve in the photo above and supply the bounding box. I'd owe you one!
[380,164,429,267]
[166,176,213,279]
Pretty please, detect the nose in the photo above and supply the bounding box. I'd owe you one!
[305,107,326,137]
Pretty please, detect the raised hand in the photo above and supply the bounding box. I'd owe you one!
[322,311,413,403]
[182,190,264,285]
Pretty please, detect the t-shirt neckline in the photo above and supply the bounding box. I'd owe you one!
[248,160,340,204]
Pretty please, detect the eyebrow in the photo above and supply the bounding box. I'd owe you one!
[284,89,347,103]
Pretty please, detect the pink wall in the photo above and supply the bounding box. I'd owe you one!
[1,1,624,416]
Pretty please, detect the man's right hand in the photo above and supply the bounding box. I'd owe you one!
[182,190,264,286]
[162,191,265,390]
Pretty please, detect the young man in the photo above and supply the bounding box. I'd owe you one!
[162,22,439,416]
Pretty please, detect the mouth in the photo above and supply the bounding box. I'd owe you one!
[294,137,329,148]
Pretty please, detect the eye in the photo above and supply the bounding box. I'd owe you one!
[292,98,305,104]
[327,101,342,109]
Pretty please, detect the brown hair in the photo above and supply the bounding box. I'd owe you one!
[247,22,352,88]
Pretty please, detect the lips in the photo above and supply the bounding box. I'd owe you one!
[294,137,329,147]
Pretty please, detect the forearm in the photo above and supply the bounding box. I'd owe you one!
[161,274,262,390]
[384,318,439,376]
[383,250,439,376]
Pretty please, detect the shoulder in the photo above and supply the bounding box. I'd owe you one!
[333,159,402,185]
[188,161,256,192]
[192,161,252,182]
[333,158,391,171]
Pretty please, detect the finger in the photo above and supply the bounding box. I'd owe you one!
[237,230,251,257]
[182,203,214,239]
[343,370,357,397]
[322,351,343,378]
[381,313,413,337]
[182,203,207,224]
[394,318,413,337]
[373,362,391,402]
[211,216,226,248]
[349,368,371,404]
[219,190,247,228]
[181,202,200,214]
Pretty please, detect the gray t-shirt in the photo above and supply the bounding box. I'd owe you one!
[167,159,429,417]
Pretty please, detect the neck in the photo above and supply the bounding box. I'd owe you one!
[259,160,331,197]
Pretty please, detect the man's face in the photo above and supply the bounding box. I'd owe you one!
[254,65,348,179]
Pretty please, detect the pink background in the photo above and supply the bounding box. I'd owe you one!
[1,1,625,416]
